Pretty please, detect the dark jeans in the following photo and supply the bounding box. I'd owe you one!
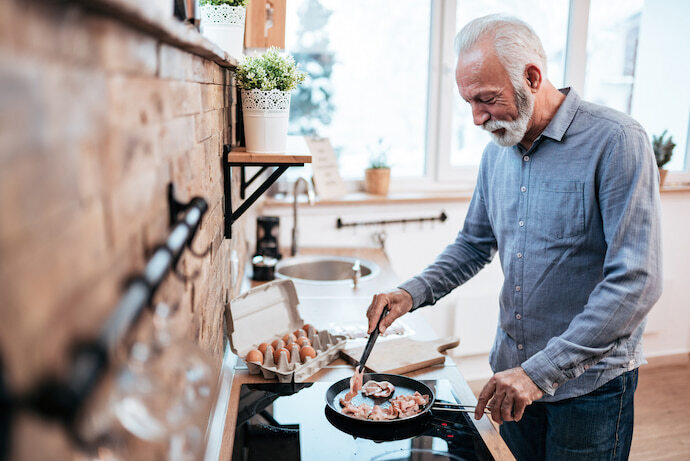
[500,368,638,461]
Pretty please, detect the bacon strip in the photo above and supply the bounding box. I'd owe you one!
[343,367,364,402]
[362,380,395,398]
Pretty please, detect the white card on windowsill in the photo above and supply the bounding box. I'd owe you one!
[304,137,347,199]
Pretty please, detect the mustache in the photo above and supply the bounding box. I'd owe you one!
[482,119,513,132]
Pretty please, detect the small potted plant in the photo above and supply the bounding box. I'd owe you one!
[236,47,306,153]
[364,138,391,195]
[652,129,675,187]
[199,0,249,58]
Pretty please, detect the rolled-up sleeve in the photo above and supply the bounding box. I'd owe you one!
[522,125,663,395]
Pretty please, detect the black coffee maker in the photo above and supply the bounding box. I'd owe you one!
[255,216,281,260]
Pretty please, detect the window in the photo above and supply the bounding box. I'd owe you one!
[283,0,689,187]
[583,0,643,114]
[285,0,431,179]
[447,0,569,172]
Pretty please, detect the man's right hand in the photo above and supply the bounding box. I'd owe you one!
[366,289,414,334]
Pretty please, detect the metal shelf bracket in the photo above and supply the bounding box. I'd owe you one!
[223,144,304,239]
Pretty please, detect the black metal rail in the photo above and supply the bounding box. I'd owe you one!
[336,211,448,229]
[0,185,209,457]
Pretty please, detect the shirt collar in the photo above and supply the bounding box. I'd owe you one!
[540,87,580,142]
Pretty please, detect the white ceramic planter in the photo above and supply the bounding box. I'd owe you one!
[241,89,291,154]
[200,5,246,58]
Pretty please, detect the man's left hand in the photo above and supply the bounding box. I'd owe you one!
[475,367,544,424]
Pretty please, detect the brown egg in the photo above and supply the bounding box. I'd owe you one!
[296,337,311,347]
[271,339,285,350]
[302,324,317,334]
[273,347,291,364]
[282,333,297,344]
[246,349,263,364]
[258,343,271,355]
[299,346,317,362]
[293,329,307,338]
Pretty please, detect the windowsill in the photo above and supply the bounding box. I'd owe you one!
[263,182,690,208]
[264,190,475,207]
[660,183,690,193]
[70,0,238,67]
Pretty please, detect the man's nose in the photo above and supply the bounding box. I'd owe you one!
[472,105,490,126]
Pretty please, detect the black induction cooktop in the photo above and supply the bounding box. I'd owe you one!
[231,379,494,461]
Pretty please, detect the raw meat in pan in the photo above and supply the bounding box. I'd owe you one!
[343,367,364,402]
[362,380,395,398]
[387,392,430,418]
[338,390,430,421]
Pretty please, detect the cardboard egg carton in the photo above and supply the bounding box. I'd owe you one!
[228,279,347,383]
[245,326,346,382]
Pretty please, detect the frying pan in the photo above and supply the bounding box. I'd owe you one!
[325,373,482,426]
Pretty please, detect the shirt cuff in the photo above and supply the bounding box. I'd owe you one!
[397,277,430,311]
[521,350,565,397]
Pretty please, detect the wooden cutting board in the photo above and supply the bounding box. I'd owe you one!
[340,337,460,375]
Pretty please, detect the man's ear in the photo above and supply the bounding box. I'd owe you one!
[525,64,542,92]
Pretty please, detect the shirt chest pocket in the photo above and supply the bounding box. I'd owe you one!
[534,181,585,239]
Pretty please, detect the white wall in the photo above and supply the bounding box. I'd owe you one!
[261,191,690,378]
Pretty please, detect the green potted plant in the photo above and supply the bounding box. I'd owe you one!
[199,0,250,58]
[236,47,306,153]
[652,129,675,187]
[364,138,391,195]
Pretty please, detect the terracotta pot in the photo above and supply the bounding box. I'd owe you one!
[659,168,668,188]
[365,168,391,195]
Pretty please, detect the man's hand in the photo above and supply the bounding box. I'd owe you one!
[475,367,543,424]
[366,290,413,334]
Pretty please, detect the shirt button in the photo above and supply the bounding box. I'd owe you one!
[523,155,530,162]
[518,220,524,227]
[515,313,522,320]
[515,285,521,292]
[517,252,523,258]
[520,186,527,192]
[517,344,524,350]
[553,382,559,389]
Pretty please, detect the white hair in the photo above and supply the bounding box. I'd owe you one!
[454,14,548,89]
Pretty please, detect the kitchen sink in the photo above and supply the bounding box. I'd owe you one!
[275,255,380,284]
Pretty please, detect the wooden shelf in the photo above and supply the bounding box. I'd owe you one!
[223,139,312,238]
[226,148,312,165]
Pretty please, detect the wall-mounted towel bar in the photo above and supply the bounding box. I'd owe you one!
[336,211,448,229]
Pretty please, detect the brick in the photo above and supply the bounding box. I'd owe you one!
[200,83,224,112]
[94,17,158,76]
[158,115,196,158]
[104,165,161,253]
[159,43,194,81]
[101,123,160,190]
[107,75,167,128]
[194,108,221,142]
[164,80,202,117]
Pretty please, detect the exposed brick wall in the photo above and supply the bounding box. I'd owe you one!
[0,1,250,459]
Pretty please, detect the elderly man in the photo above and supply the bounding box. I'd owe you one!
[366,14,662,461]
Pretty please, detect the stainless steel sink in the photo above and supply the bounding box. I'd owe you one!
[275,255,380,284]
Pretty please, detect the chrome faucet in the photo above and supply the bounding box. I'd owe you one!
[291,177,315,256]
[352,259,361,289]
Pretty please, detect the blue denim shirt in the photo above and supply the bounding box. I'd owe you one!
[399,89,663,402]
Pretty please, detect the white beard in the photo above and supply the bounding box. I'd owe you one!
[482,85,534,147]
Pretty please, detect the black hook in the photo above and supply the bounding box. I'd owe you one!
[167,184,211,259]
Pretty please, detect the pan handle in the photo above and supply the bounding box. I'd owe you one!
[431,402,491,414]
